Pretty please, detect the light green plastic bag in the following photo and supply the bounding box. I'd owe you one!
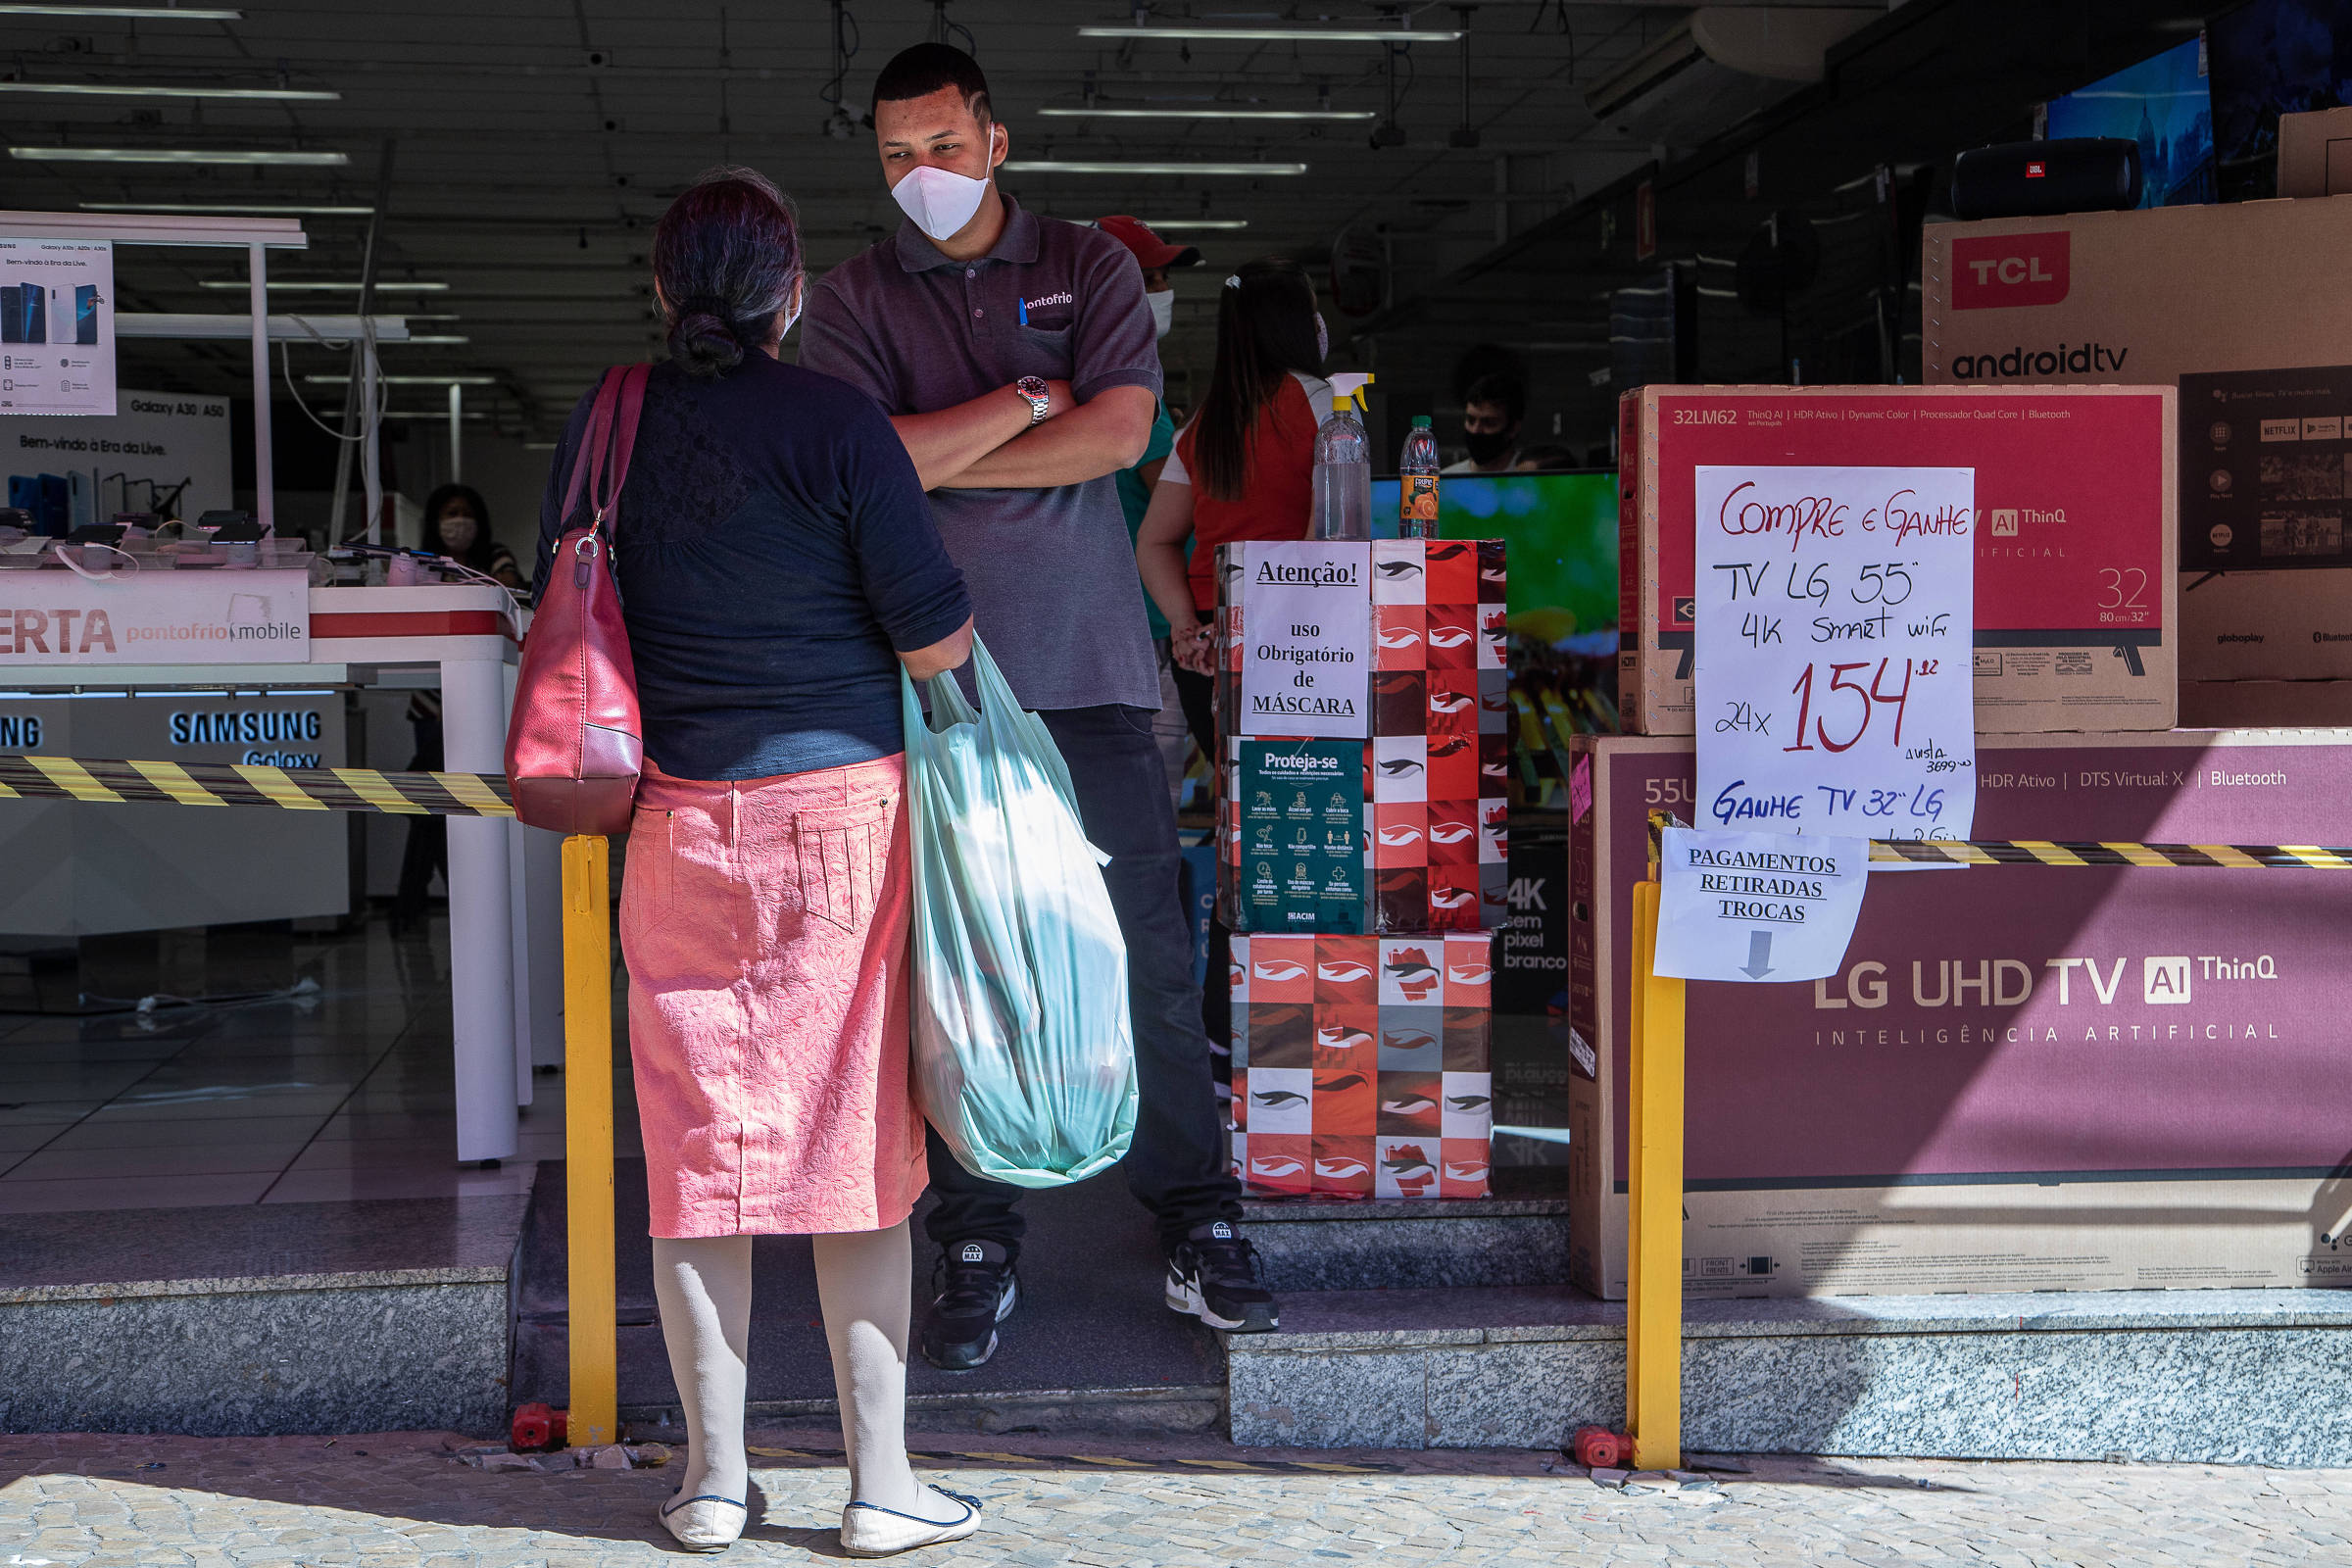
[901,636,1137,1188]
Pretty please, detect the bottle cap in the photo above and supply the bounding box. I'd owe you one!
[1411,415,1432,428]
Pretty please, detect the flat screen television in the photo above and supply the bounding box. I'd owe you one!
[1367,469,1622,807]
[2042,32,2217,207]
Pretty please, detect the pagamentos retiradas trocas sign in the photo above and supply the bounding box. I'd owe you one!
[1235,540,1371,740]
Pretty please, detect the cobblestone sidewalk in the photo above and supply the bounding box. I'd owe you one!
[4,1426,2348,1567]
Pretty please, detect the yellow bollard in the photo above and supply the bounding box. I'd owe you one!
[562,833,619,1449]
[1626,875,1686,1472]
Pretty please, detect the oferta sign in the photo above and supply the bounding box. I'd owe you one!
[0,568,308,664]
[1234,540,1370,739]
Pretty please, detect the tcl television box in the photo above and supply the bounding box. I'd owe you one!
[1229,932,1494,1200]
[1617,384,2177,735]
[1923,200,2352,680]
[1568,729,2352,1301]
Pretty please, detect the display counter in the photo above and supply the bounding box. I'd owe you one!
[0,579,558,1163]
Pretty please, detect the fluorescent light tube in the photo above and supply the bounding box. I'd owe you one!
[307,373,496,386]
[1077,25,1461,42]
[1132,220,1250,230]
[1,82,336,101]
[201,279,449,293]
[1038,107,1375,122]
[81,201,372,216]
[10,146,347,166]
[399,335,470,345]
[0,5,241,17]
[1004,160,1306,176]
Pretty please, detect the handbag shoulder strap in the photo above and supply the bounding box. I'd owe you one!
[555,364,653,534]
[557,368,622,531]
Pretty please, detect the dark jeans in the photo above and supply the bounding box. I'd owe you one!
[922,702,1243,1261]
[1168,664,1230,1050]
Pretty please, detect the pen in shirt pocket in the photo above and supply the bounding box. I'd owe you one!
[1018,297,1029,325]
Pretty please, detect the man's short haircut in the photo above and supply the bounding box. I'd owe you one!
[871,42,992,123]
[1463,371,1527,425]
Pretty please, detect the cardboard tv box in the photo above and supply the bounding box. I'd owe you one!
[1922,199,2352,681]
[1617,384,2177,735]
[2182,680,2352,728]
[2278,107,2352,199]
[1229,932,1494,1199]
[1567,728,2352,1301]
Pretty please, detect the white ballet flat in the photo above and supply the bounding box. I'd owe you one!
[839,1484,983,1557]
[659,1489,748,1550]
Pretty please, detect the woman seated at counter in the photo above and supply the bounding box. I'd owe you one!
[1134,258,1331,761]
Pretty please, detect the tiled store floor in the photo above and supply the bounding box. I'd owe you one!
[0,916,635,1215]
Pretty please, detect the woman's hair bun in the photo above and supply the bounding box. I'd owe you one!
[652,167,804,379]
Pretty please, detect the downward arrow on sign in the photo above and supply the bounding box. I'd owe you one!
[1740,929,1776,979]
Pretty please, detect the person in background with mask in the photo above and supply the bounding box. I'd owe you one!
[801,41,1276,1373]
[1445,371,1527,474]
[1095,214,1201,808]
[420,481,521,588]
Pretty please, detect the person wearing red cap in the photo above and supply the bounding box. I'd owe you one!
[1095,215,1202,808]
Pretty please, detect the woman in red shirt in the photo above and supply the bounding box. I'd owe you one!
[1136,257,1330,760]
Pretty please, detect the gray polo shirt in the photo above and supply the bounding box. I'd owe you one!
[801,197,1164,713]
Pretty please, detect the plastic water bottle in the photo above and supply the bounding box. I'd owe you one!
[1311,372,1374,541]
[1397,415,1440,540]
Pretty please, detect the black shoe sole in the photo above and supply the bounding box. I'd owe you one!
[1165,1276,1280,1334]
[920,1328,1000,1371]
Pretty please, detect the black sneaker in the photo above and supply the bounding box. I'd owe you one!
[921,1240,1018,1371]
[1164,1220,1279,1333]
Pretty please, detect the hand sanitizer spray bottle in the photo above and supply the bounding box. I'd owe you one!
[1310,372,1375,542]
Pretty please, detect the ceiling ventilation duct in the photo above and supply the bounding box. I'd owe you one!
[1583,6,1880,145]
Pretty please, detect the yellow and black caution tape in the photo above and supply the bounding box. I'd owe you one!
[0,755,514,817]
[747,1444,1397,1475]
[1869,838,2351,870]
[8,760,2348,869]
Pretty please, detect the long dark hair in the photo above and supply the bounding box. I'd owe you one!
[421,482,495,570]
[653,166,804,377]
[1193,258,1323,503]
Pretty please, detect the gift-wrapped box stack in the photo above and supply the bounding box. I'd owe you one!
[1214,538,1505,1198]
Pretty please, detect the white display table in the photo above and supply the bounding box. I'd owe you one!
[0,580,556,1162]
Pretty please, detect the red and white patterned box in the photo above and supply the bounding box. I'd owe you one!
[1229,932,1494,1200]
[1217,540,1509,933]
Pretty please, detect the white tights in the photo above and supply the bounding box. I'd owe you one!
[650,1220,956,1518]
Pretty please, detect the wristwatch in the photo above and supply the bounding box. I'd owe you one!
[1014,375,1051,426]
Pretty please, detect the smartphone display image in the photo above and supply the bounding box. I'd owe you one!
[74,284,98,346]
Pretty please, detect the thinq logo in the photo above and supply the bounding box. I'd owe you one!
[1950,231,2071,309]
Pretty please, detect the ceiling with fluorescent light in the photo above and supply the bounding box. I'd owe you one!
[0,0,1684,438]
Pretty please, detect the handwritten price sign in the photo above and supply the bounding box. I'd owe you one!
[1692,465,1976,841]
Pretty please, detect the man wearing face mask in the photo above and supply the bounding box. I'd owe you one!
[1094,215,1200,807]
[802,43,1273,1373]
[1445,371,1527,475]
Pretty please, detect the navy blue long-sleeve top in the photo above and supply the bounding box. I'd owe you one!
[534,354,970,782]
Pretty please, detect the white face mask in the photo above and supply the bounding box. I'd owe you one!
[1147,288,1175,339]
[892,156,992,243]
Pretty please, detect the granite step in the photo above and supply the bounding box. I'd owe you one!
[0,1196,527,1437]
[1224,1282,2352,1465]
[1237,1170,1573,1293]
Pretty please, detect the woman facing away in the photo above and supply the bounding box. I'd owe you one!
[1133,257,1333,760]
[533,167,980,1558]
[1133,259,1330,1050]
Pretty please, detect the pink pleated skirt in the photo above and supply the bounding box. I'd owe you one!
[618,753,927,1239]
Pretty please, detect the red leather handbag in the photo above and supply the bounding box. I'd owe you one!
[505,365,648,836]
